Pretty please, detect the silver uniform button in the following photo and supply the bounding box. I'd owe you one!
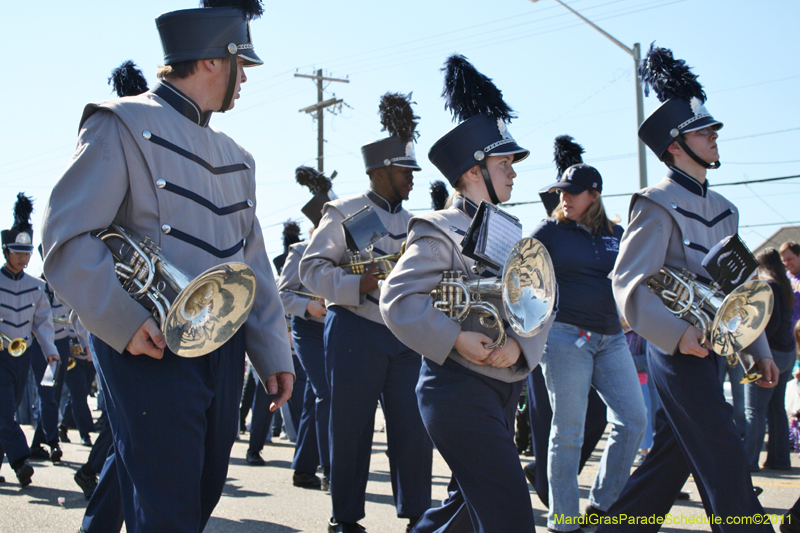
[227,43,238,55]
[473,150,485,161]
[670,202,677,209]
[684,239,690,246]
[156,179,166,189]
[143,130,151,140]
[244,162,251,169]
[247,199,254,207]
[161,224,171,234]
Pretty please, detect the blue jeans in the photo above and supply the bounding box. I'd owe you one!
[540,322,646,530]
[718,359,746,437]
[744,345,796,470]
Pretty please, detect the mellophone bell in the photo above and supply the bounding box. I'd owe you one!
[379,54,557,533]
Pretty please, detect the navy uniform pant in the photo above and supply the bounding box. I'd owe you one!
[413,357,533,533]
[598,344,771,532]
[291,316,329,474]
[92,330,245,533]
[29,337,69,448]
[0,347,32,467]
[63,357,96,439]
[247,367,276,454]
[526,365,608,507]
[325,306,432,523]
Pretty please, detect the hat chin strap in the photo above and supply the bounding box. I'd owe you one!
[676,136,721,170]
[478,161,501,205]
[218,52,238,113]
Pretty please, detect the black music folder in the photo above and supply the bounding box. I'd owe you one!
[460,201,523,272]
[702,234,759,295]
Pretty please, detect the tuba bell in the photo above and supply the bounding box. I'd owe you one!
[97,224,257,358]
[430,237,557,349]
[646,266,774,383]
[0,332,27,357]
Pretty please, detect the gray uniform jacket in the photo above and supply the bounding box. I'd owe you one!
[278,241,324,324]
[0,268,57,358]
[299,190,410,326]
[41,82,293,383]
[380,196,555,383]
[612,167,770,370]
[44,280,71,342]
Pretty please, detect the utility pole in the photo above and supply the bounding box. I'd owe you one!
[530,0,648,189]
[295,69,349,173]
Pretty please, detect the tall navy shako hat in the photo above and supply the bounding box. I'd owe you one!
[2,193,34,253]
[637,43,723,170]
[540,135,603,216]
[156,0,265,113]
[428,55,528,204]
[296,166,337,227]
[429,180,449,211]
[362,92,422,173]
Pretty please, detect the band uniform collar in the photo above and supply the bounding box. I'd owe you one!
[453,195,479,218]
[367,189,403,214]
[152,81,212,128]
[666,166,708,198]
[1,266,24,281]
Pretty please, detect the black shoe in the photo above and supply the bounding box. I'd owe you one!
[406,517,420,532]
[14,461,34,487]
[584,504,605,527]
[0,475,5,483]
[29,446,50,460]
[81,435,93,447]
[59,425,71,443]
[293,470,322,488]
[74,467,98,501]
[321,474,330,492]
[49,444,63,463]
[780,511,800,533]
[547,529,582,533]
[676,490,691,500]
[246,450,265,466]
[328,517,366,533]
[753,486,764,497]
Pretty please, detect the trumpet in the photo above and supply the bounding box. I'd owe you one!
[97,224,257,358]
[0,332,27,357]
[341,243,406,280]
[430,238,556,349]
[285,289,324,301]
[646,267,774,383]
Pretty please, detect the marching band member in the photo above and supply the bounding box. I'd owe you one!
[380,55,554,533]
[532,135,646,532]
[278,167,338,491]
[598,44,778,532]
[300,92,433,533]
[40,1,294,530]
[0,193,58,487]
[28,245,71,463]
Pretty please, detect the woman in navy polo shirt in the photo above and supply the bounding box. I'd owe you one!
[532,136,646,533]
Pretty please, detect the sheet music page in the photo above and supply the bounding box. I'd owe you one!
[478,208,522,269]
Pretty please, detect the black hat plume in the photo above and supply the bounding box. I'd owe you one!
[553,135,584,178]
[202,0,264,19]
[12,193,34,235]
[639,43,707,104]
[281,220,301,252]
[295,166,334,196]
[429,181,449,211]
[109,61,149,98]
[379,92,420,143]
[442,54,516,123]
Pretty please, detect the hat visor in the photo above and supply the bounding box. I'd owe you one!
[682,117,723,134]
[5,244,33,253]
[392,161,422,171]
[240,49,263,66]
[544,181,586,195]
[486,142,529,163]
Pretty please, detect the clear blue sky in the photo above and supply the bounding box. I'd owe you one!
[3,0,799,277]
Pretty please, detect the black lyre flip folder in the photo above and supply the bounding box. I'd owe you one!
[460,200,522,272]
[341,205,389,254]
[701,234,759,295]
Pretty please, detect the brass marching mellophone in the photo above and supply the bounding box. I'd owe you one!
[97,224,257,358]
[646,267,774,383]
[285,289,324,301]
[340,243,406,280]
[430,237,557,349]
[0,332,27,357]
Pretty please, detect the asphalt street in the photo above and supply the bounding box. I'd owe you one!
[1,402,799,532]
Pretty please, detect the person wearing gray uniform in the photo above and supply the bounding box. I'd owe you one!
[40,2,294,531]
[0,193,58,487]
[300,93,432,533]
[597,44,778,532]
[381,55,555,533]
